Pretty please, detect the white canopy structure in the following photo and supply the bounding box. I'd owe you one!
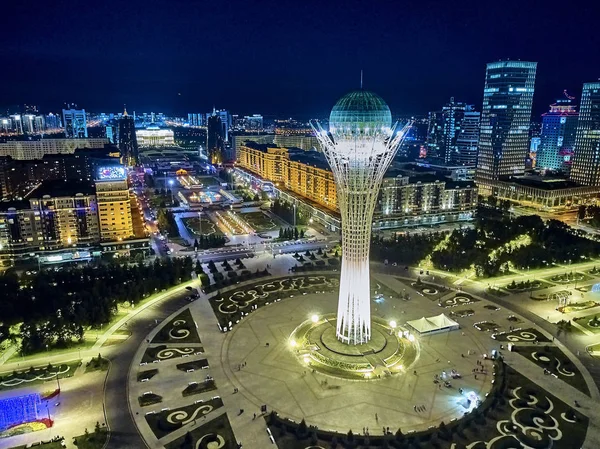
[406,313,459,335]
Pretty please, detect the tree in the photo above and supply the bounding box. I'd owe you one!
[578,205,587,221]
[95,421,101,435]
[300,229,305,238]
[279,227,284,239]
[294,227,299,240]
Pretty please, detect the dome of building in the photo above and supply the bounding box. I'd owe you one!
[329,90,392,134]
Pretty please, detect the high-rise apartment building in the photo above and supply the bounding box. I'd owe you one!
[570,82,600,186]
[536,91,579,173]
[206,109,231,141]
[118,109,138,165]
[95,166,134,241]
[206,115,225,164]
[0,138,109,160]
[45,113,61,130]
[62,107,88,138]
[456,106,480,166]
[476,61,537,193]
[440,98,466,163]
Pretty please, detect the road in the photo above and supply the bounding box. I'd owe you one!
[104,293,191,449]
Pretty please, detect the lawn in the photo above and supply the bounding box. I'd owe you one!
[182,216,224,237]
[151,309,201,344]
[240,211,286,232]
[439,294,480,308]
[0,360,80,392]
[137,369,159,382]
[84,355,109,373]
[73,430,108,449]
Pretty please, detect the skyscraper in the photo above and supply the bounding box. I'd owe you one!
[206,114,225,164]
[456,106,480,166]
[118,108,138,165]
[312,90,410,345]
[536,91,579,173]
[476,61,537,193]
[62,107,88,138]
[440,98,466,164]
[570,82,600,186]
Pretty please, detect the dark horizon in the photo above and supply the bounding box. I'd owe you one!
[1,0,599,118]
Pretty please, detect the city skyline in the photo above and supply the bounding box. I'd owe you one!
[1,0,599,117]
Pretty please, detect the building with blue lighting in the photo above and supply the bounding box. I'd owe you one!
[536,92,578,173]
[570,82,600,186]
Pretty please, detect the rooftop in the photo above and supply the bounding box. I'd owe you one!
[28,180,96,198]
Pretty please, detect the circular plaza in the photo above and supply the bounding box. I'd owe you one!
[221,278,495,433]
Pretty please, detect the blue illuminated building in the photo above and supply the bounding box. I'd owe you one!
[536,91,578,173]
[0,393,42,431]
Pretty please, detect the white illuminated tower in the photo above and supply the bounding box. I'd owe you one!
[312,90,411,345]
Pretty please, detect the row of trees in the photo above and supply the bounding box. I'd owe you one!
[0,257,195,354]
[278,227,305,240]
[271,199,308,226]
[157,209,179,237]
[429,213,600,277]
[193,234,227,250]
[371,232,446,266]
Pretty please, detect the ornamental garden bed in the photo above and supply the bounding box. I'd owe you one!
[558,300,600,314]
[450,309,475,318]
[145,397,224,440]
[505,279,551,292]
[137,369,159,382]
[151,309,201,344]
[165,413,237,449]
[492,327,550,343]
[548,272,590,283]
[0,361,80,392]
[572,312,600,334]
[208,275,340,330]
[182,379,217,397]
[141,345,202,364]
[439,294,480,308]
[515,345,589,395]
[138,392,163,407]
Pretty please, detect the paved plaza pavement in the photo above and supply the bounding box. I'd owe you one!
[127,265,600,448]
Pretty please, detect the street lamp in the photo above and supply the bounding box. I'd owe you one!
[169,179,175,204]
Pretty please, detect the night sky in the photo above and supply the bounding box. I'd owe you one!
[2,0,599,118]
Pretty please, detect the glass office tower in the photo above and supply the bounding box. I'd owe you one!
[476,61,537,193]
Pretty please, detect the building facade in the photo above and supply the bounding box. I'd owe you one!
[236,143,478,230]
[570,82,600,186]
[0,181,99,265]
[62,108,88,138]
[456,106,480,166]
[0,138,109,160]
[536,92,578,173]
[136,126,175,147]
[476,61,537,193]
[274,134,320,151]
[95,167,134,241]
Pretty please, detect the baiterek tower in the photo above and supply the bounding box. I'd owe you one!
[312,90,411,345]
